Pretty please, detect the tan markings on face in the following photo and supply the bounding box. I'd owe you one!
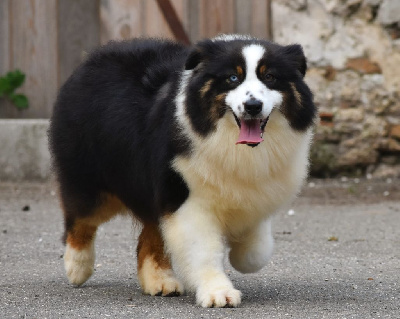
[200,79,213,98]
[137,223,172,271]
[215,93,227,104]
[290,82,302,106]
[259,65,267,75]
[65,193,127,250]
[210,93,227,123]
[236,66,243,77]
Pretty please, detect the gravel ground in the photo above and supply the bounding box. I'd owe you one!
[0,179,399,318]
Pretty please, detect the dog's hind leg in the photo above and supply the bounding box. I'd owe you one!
[64,218,97,286]
[61,191,126,286]
[137,222,184,296]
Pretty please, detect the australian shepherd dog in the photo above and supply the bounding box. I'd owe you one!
[49,34,316,307]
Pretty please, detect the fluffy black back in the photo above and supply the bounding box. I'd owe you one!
[49,39,190,222]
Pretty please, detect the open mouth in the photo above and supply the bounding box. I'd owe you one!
[233,115,270,147]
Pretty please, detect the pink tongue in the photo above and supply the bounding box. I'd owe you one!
[236,119,264,145]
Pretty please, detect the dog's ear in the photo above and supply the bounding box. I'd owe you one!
[185,39,216,70]
[283,44,307,77]
[185,48,204,70]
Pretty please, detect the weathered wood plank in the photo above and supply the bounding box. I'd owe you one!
[144,0,172,38]
[265,0,273,40]
[235,0,252,35]
[199,0,235,39]
[144,0,186,39]
[0,0,273,119]
[0,0,10,75]
[58,0,100,85]
[0,0,12,118]
[100,0,143,44]
[156,0,190,45]
[171,0,189,42]
[235,0,271,39]
[8,0,58,118]
[251,0,270,39]
[187,0,200,42]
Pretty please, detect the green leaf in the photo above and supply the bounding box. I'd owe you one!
[0,77,12,95]
[1,70,29,109]
[6,70,25,89]
[10,94,29,109]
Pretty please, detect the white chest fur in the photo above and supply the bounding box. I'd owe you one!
[173,110,313,238]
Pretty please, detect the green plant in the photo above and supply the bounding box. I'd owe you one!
[0,70,29,109]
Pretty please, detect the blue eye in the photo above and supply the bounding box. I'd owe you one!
[229,74,239,83]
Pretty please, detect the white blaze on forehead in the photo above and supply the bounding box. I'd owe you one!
[242,45,265,79]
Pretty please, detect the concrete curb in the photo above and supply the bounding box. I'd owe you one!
[0,119,51,181]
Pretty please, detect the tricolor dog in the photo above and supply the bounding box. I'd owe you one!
[49,34,316,307]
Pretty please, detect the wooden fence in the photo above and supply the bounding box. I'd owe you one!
[0,0,272,118]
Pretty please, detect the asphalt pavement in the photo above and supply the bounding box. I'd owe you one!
[1,179,399,319]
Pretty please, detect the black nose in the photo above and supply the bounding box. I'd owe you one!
[243,99,263,116]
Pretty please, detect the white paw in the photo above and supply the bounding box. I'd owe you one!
[138,257,184,296]
[64,243,94,286]
[196,285,242,308]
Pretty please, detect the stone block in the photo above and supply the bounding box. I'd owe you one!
[337,144,379,167]
[377,0,400,25]
[388,138,400,151]
[272,1,334,65]
[373,163,400,178]
[389,125,400,139]
[335,108,364,122]
[274,0,400,177]
[310,141,339,177]
[346,57,382,74]
[0,119,51,181]
[362,116,389,138]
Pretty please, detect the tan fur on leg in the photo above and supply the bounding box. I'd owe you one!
[64,193,127,286]
[137,223,183,296]
[64,222,97,286]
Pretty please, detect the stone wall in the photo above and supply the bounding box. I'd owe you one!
[273,0,400,177]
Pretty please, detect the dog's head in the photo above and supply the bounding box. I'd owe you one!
[181,34,316,147]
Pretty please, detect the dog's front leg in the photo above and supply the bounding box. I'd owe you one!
[161,199,241,308]
[229,218,274,273]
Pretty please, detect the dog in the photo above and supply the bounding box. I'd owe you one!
[49,34,316,308]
